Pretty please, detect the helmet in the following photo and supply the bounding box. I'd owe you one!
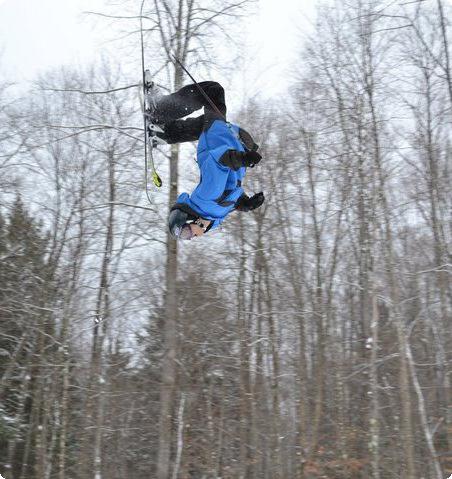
[168,208,189,239]
[168,208,199,240]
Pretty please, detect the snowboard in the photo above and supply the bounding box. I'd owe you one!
[143,69,163,188]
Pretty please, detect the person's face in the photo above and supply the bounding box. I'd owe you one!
[189,223,206,238]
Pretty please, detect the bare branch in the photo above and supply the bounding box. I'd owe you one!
[40,84,140,95]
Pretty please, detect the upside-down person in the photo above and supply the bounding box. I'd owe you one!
[149,81,265,241]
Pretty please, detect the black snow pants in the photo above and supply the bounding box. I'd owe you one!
[153,81,226,144]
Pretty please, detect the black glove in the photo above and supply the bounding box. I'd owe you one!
[243,151,262,168]
[235,192,265,212]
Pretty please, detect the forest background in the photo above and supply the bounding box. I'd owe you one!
[0,0,451,478]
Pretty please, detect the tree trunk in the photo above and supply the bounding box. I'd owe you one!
[369,287,380,479]
[237,215,252,479]
[156,130,181,479]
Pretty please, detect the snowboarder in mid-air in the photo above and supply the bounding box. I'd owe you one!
[148,81,265,241]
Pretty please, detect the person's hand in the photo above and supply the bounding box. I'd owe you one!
[243,151,262,168]
[236,192,265,212]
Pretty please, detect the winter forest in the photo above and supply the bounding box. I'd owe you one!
[0,0,451,478]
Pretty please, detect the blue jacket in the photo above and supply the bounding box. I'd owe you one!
[175,120,246,230]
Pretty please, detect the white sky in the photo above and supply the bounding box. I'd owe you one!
[0,0,316,95]
[0,0,107,78]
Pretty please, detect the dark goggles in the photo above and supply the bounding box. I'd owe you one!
[170,222,192,240]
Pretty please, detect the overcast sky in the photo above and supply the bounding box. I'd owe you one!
[0,0,316,95]
[0,0,106,78]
